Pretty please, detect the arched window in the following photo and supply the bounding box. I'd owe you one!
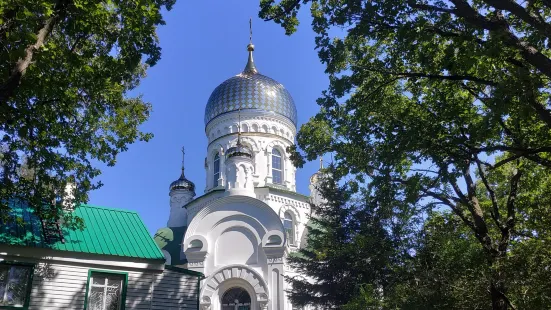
[213,153,220,188]
[284,211,295,245]
[272,149,283,184]
[221,287,251,310]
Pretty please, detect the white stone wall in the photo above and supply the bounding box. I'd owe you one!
[167,189,194,227]
[204,110,297,193]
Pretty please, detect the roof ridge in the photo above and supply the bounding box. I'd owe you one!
[78,204,139,214]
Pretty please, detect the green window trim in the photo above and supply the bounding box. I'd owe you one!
[83,269,128,310]
[0,261,35,310]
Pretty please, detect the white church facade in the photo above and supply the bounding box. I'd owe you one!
[154,36,322,310]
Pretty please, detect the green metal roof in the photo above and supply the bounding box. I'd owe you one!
[0,202,165,261]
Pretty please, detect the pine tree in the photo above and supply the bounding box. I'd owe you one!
[287,168,416,308]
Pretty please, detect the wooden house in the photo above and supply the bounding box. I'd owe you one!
[0,203,202,310]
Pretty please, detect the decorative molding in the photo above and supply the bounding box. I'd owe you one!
[279,204,302,223]
[267,257,283,264]
[184,195,285,243]
[206,112,296,134]
[187,261,204,267]
[206,112,296,145]
[186,195,222,219]
[267,194,310,210]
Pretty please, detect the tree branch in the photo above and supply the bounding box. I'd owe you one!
[0,1,68,104]
[481,0,551,41]
[505,167,521,230]
[423,190,477,231]
[450,0,551,79]
[407,1,455,14]
[360,67,498,86]
[475,157,503,230]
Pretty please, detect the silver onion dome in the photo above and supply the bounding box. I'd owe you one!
[204,43,297,126]
[169,174,195,192]
[169,147,195,193]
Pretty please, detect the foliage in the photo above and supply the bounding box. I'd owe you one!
[287,170,416,308]
[260,0,551,309]
[0,0,175,226]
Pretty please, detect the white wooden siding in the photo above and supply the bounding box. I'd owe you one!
[17,261,198,310]
[151,268,199,310]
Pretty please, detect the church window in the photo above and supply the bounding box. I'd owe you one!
[213,153,220,188]
[283,212,295,245]
[85,271,127,310]
[189,239,203,249]
[221,287,251,310]
[0,263,33,307]
[267,235,282,245]
[272,149,283,184]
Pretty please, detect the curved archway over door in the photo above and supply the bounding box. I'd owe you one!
[221,287,251,310]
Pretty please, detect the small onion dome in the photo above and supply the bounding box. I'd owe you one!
[169,172,195,193]
[170,147,196,193]
[310,157,326,184]
[226,140,253,160]
[309,171,322,184]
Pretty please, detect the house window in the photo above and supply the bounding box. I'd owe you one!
[283,212,295,245]
[213,153,220,188]
[272,149,283,184]
[86,271,127,310]
[0,263,33,307]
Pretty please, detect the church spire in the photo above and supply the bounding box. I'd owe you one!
[180,146,186,175]
[244,18,257,74]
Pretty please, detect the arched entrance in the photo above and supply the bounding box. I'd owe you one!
[221,287,251,310]
[199,265,269,310]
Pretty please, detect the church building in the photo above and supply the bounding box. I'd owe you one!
[154,32,322,310]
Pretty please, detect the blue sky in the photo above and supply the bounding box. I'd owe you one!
[88,1,329,234]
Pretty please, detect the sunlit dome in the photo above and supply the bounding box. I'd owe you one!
[204,43,297,126]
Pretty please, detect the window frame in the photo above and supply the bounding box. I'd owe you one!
[221,287,251,309]
[283,211,295,246]
[83,269,128,310]
[0,261,34,310]
[213,152,221,188]
[271,148,283,184]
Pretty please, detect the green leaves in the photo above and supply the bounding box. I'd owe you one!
[0,0,173,228]
[261,0,551,309]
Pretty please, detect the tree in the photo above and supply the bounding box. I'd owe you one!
[0,0,174,226]
[260,1,551,309]
[300,164,551,310]
[287,169,416,309]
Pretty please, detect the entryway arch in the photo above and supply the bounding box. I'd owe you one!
[199,265,269,310]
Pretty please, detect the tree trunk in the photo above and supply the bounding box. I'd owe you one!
[0,3,64,105]
[488,252,512,310]
[490,282,508,310]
